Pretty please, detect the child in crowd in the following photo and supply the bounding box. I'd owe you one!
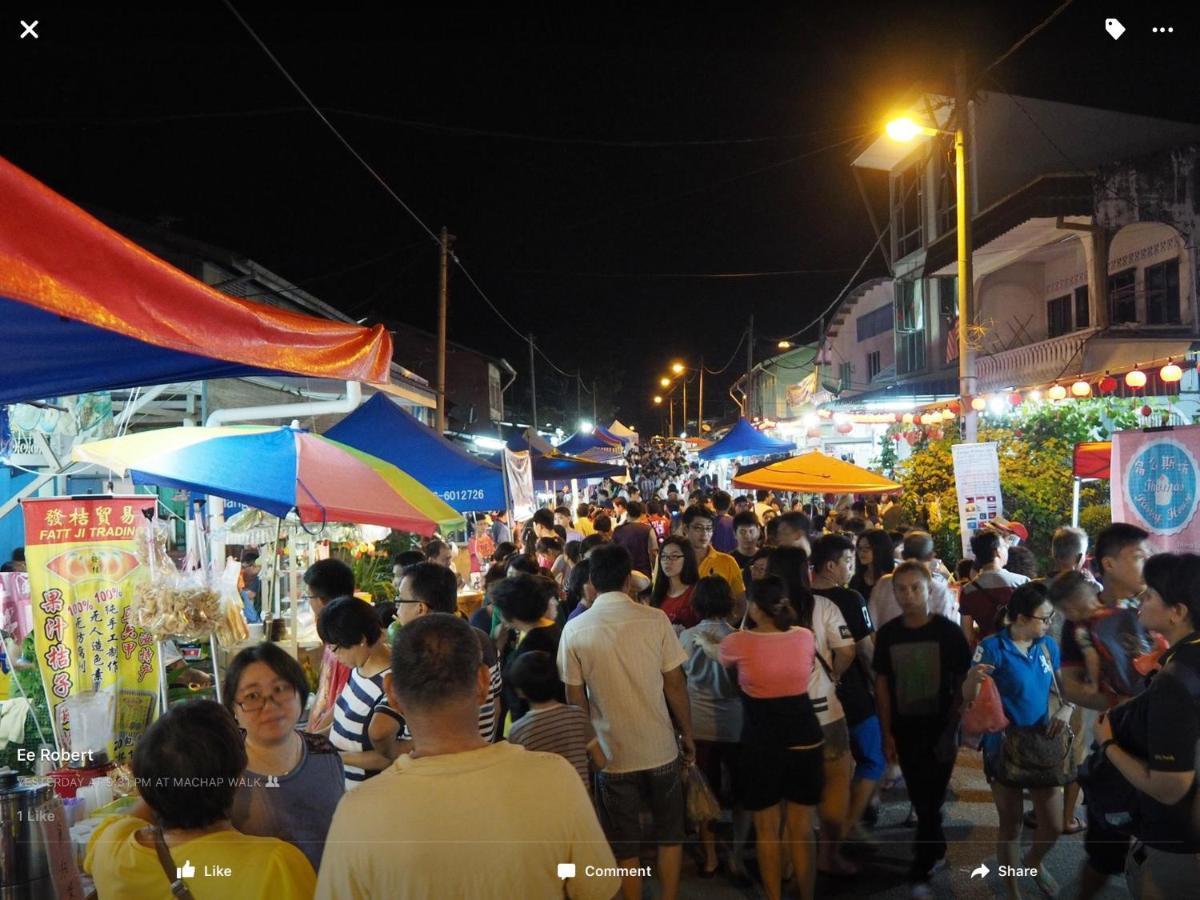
[507,651,606,792]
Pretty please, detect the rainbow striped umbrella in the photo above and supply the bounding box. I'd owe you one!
[71,425,463,535]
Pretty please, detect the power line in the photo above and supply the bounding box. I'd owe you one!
[704,330,749,375]
[510,267,854,279]
[976,0,1077,86]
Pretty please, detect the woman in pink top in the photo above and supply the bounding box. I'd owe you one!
[716,576,824,900]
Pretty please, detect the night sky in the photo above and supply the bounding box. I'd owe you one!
[5,1,1196,434]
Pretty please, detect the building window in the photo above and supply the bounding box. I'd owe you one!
[937,277,957,320]
[935,137,956,237]
[1145,258,1181,325]
[895,279,926,376]
[838,361,853,390]
[893,163,923,258]
[1074,285,1089,329]
[856,304,894,341]
[1047,295,1072,338]
[867,350,881,381]
[1109,268,1136,324]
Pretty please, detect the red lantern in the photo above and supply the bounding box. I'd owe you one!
[1098,375,1118,395]
[806,427,821,438]
[836,423,853,434]
[948,400,961,415]
[1141,405,1153,417]
[1008,391,1023,406]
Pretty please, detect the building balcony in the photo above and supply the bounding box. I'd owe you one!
[976,328,1100,392]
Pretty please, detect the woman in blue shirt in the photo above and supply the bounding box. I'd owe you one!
[964,581,1074,900]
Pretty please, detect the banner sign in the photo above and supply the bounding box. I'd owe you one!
[952,442,1003,559]
[503,449,535,521]
[3,392,113,466]
[22,496,161,760]
[1111,426,1200,553]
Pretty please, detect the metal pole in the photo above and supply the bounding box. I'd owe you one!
[592,380,597,423]
[956,52,978,442]
[528,334,538,432]
[669,398,675,436]
[698,360,704,436]
[577,375,582,423]
[436,227,453,433]
[1072,477,1082,527]
[746,315,755,419]
[682,378,688,436]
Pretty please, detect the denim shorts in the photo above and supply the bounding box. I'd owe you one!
[595,759,685,860]
[848,715,887,782]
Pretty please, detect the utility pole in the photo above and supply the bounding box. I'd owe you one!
[435,227,454,433]
[955,51,978,442]
[576,375,582,423]
[682,379,688,437]
[745,315,755,419]
[698,357,704,436]
[592,380,597,424]
[528,334,538,433]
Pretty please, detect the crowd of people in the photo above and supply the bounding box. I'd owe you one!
[80,480,1200,900]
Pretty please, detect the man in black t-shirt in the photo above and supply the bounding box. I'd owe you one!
[873,561,971,894]
[811,535,884,839]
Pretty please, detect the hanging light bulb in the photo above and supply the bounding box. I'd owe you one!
[1071,379,1092,397]
[1098,373,1118,395]
[1126,367,1147,389]
[1161,360,1183,383]
[1048,383,1068,401]
[971,396,987,411]
[989,395,1007,415]
[1028,389,1042,402]
[941,408,956,421]
[902,413,914,424]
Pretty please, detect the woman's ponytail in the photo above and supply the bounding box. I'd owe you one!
[748,575,796,631]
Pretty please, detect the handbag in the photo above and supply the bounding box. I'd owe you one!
[991,643,1076,788]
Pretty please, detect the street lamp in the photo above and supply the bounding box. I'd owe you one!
[884,55,976,441]
[663,361,705,443]
[671,362,684,375]
[659,376,671,388]
[653,395,663,404]
[777,340,792,350]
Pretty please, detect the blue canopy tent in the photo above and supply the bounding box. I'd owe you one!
[502,434,627,481]
[558,430,619,456]
[325,394,505,513]
[698,418,796,461]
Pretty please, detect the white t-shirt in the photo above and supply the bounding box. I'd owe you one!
[808,594,855,726]
[869,572,959,630]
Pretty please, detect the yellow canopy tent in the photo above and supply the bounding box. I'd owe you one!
[732,450,901,494]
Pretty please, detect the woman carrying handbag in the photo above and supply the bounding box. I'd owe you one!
[964,581,1075,900]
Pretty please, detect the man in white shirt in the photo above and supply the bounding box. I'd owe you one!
[558,543,695,900]
[317,614,618,900]
[869,530,959,628]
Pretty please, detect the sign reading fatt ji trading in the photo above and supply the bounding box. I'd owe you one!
[21,496,160,760]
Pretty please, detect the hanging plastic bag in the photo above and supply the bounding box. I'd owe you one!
[213,558,250,648]
[961,676,1009,749]
[130,518,221,640]
[682,762,721,827]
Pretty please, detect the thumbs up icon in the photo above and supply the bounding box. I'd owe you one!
[176,860,196,879]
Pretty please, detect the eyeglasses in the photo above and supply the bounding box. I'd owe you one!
[235,682,297,713]
[1029,612,1056,624]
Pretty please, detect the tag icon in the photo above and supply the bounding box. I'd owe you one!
[176,860,195,879]
[1105,18,1126,40]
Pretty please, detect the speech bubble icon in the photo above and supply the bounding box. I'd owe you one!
[1105,18,1125,40]
[557,863,576,879]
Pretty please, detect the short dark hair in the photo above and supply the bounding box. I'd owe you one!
[902,530,936,561]
[593,514,612,534]
[681,505,715,526]
[404,562,457,613]
[625,500,644,519]
[1005,545,1039,579]
[303,558,355,602]
[1095,523,1150,568]
[564,558,592,615]
[1144,553,1200,625]
[811,533,855,573]
[240,549,260,566]
[389,614,482,712]
[777,511,811,535]
[393,550,424,569]
[223,642,310,715]
[506,554,542,576]
[554,506,572,518]
[317,596,382,647]
[491,542,518,563]
[506,650,561,703]
[424,539,450,560]
[132,700,247,829]
[1048,570,1098,609]
[691,575,734,619]
[564,540,582,563]
[536,536,564,555]
[892,559,932,585]
[579,534,606,556]
[613,497,627,509]
[576,502,591,519]
[11,547,24,563]
[998,580,1052,629]
[712,491,732,513]
[970,529,1003,564]
[755,490,770,502]
[732,510,760,531]
[490,573,554,623]
[590,543,633,592]
[531,508,555,529]
[842,516,868,536]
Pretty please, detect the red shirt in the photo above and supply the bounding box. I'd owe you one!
[658,585,699,628]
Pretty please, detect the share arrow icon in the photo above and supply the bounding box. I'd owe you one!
[970,863,990,879]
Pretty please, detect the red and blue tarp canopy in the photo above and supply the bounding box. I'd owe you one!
[698,418,796,461]
[325,394,505,513]
[0,155,394,405]
[558,430,623,456]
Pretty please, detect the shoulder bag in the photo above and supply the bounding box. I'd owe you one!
[992,643,1075,787]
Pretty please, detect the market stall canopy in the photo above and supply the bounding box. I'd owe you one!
[733,450,901,494]
[558,430,623,456]
[698,418,796,461]
[1074,441,1112,480]
[681,436,713,450]
[71,425,463,535]
[325,394,504,513]
[498,434,627,481]
[608,420,639,444]
[0,155,394,404]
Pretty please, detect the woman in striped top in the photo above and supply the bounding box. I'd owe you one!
[318,596,401,789]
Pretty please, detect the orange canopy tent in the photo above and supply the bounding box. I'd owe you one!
[732,450,901,494]
[1074,441,1111,480]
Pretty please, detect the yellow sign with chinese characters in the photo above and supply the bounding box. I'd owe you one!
[22,496,161,761]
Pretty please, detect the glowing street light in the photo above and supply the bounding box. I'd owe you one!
[778,340,792,350]
[653,395,663,404]
[660,376,671,388]
[671,362,684,375]
[884,116,938,142]
[579,420,594,434]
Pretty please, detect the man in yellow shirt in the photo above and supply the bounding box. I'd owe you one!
[575,502,595,537]
[316,615,619,900]
[682,506,746,601]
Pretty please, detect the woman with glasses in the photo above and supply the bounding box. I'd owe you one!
[650,535,701,628]
[224,642,345,872]
[963,581,1074,900]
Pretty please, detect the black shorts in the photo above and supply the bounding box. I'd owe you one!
[740,742,824,811]
[596,759,686,859]
[694,739,743,807]
[1084,805,1133,876]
